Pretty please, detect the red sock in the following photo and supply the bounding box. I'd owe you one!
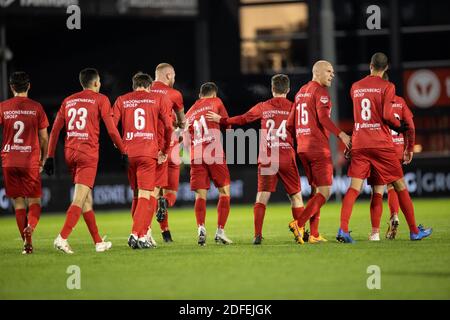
[141,196,157,237]
[131,197,151,237]
[297,193,326,228]
[253,202,266,236]
[83,210,102,244]
[387,188,399,217]
[159,210,169,232]
[131,197,138,217]
[397,189,419,234]
[370,193,383,232]
[28,203,41,230]
[217,196,230,229]
[195,198,206,227]
[340,188,360,233]
[163,192,177,207]
[291,206,304,221]
[309,209,320,238]
[15,208,27,240]
[60,205,82,239]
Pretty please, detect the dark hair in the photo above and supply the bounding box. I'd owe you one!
[199,82,218,97]
[9,71,30,93]
[132,72,153,90]
[79,68,99,88]
[271,74,290,94]
[382,72,389,81]
[371,52,389,71]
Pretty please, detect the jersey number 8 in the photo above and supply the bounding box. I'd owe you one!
[361,98,371,121]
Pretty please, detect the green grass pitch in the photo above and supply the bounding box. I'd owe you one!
[0,198,449,300]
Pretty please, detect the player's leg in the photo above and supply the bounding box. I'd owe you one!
[337,177,364,243]
[54,183,91,254]
[307,187,320,240]
[386,183,400,239]
[81,191,112,252]
[195,189,208,246]
[369,185,384,241]
[158,188,177,242]
[292,153,331,244]
[129,157,158,249]
[214,184,232,244]
[392,178,432,240]
[253,191,270,245]
[12,197,27,242]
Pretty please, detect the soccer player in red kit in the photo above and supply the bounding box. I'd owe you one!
[287,61,351,244]
[337,52,432,243]
[384,94,415,239]
[150,63,185,243]
[184,82,232,246]
[365,74,416,240]
[44,68,127,253]
[112,72,173,249]
[207,74,304,245]
[0,72,49,254]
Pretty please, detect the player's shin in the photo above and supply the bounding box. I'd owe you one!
[27,203,41,230]
[60,205,83,239]
[194,198,207,227]
[296,193,326,228]
[370,193,383,234]
[309,210,320,238]
[254,202,266,237]
[217,195,231,229]
[387,188,399,217]
[340,188,360,233]
[396,189,419,234]
[15,208,27,240]
[83,210,102,244]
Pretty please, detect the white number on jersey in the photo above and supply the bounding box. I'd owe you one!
[296,103,308,125]
[193,115,209,138]
[68,107,88,130]
[391,112,401,135]
[266,119,287,141]
[361,98,371,121]
[13,120,25,144]
[134,108,146,130]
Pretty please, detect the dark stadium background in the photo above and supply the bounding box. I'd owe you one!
[1,0,449,212]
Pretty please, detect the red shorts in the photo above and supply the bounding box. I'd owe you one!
[348,148,403,185]
[65,148,98,188]
[298,152,333,187]
[155,144,181,190]
[258,159,301,195]
[367,158,403,186]
[128,156,157,191]
[190,162,230,190]
[2,167,41,198]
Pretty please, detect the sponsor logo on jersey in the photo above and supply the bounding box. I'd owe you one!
[320,96,329,104]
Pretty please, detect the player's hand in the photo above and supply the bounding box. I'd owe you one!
[158,151,168,164]
[43,158,54,176]
[338,131,351,149]
[344,147,351,160]
[389,120,409,133]
[121,154,129,169]
[206,111,221,123]
[403,151,413,165]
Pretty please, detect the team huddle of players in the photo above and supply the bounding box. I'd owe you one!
[0,53,432,255]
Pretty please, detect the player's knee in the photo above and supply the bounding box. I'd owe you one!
[318,187,331,200]
[393,179,406,191]
[289,192,303,207]
[256,192,270,205]
[13,198,26,210]
[218,185,230,197]
[28,198,41,206]
[195,189,207,200]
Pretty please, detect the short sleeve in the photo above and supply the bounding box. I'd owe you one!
[38,104,49,129]
[170,89,184,111]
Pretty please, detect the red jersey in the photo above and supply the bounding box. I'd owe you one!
[390,95,415,158]
[48,89,125,159]
[150,81,184,149]
[112,90,173,158]
[185,97,229,162]
[350,75,400,150]
[290,81,341,155]
[0,96,49,168]
[222,97,295,164]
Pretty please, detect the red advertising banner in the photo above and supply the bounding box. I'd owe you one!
[403,68,450,108]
